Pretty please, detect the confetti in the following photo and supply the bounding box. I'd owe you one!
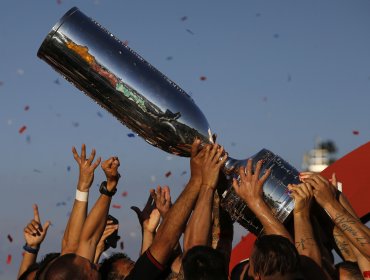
[287,74,292,82]
[165,171,172,178]
[273,33,280,39]
[121,191,128,197]
[56,0,62,4]
[123,40,129,46]
[180,171,187,176]
[17,69,24,76]
[112,204,122,209]
[262,96,268,102]
[6,254,11,265]
[150,175,156,182]
[0,81,4,86]
[24,105,30,111]
[7,234,13,243]
[56,202,66,206]
[33,169,42,173]
[127,133,135,138]
[97,111,103,118]
[231,142,236,147]
[72,122,79,127]
[200,76,207,81]
[166,56,173,61]
[129,231,136,238]
[19,125,27,134]
[352,130,359,135]
[67,166,71,172]
[26,135,31,144]
[186,29,194,35]
[181,16,188,21]
[54,78,60,85]
[120,241,124,250]
[256,13,261,17]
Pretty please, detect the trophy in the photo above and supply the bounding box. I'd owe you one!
[37,7,300,235]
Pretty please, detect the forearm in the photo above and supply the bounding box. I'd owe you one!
[151,178,201,264]
[333,226,356,261]
[61,200,88,254]
[77,195,111,261]
[184,187,214,252]
[18,252,37,279]
[294,213,322,266]
[349,242,370,279]
[251,200,292,241]
[325,201,370,258]
[142,230,155,255]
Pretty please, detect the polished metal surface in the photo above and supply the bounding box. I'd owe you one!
[38,7,300,234]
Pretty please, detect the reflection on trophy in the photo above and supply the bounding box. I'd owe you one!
[38,7,300,235]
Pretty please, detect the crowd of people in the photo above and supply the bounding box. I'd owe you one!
[17,140,369,279]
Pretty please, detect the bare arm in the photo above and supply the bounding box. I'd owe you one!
[61,144,101,254]
[289,183,322,266]
[76,156,120,261]
[233,159,292,241]
[305,174,370,258]
[149,139,205,265]
[93,220,119,264]
[184,144,227,252]
[18,205,50,279]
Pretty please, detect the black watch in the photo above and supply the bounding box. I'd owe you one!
[99,181,117,197]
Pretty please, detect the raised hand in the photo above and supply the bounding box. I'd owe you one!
[201,144,227,189]
[190,139,207,182]
[303,174,337,209]
[24,204,51,248]
[131,194,156,228]
[288,183,314,215]
[150,185,172,218]
[72,144,101,191]
[143,209,161,234]
[232,159,271,208]
[101,156,121,190]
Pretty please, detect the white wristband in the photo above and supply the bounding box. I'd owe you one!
[76,189,89,202]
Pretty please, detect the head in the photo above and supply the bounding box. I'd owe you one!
[249,235,302,280]
[335,261,362,280]
[182,245,228,280]
[43,253,100,280]
[19,263,40,280]
[99,253,135,280]
[230,259,249,280]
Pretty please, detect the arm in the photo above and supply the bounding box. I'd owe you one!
[305,174,370,258]
[76,156,120,261]
[288,183,322,266]
[232,159,292,241]
[183,144,227,252]
[18,204,50,279]
[94,220,119,263]
[61,144,101,254]
[149,139,205,264]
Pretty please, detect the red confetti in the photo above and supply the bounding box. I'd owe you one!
[19,125,27,134]
[7,234,13,243]
[165,171,172,178]
[120,241,124,250]
[363,271,370,278]
[24,105,30,111]
[200,76,207,81]
[56,0,62,4]
[121,191,128,197]
[352,130,359,135]
[6,254,11,265]
[112,204,122,209]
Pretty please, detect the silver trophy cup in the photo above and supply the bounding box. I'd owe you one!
[37,7,300,235]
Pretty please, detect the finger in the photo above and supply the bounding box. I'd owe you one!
[33,204,40,223]
[246,158,253,179]
[218,152,228,167]
[304,178,318,189]
[31,220,41,230]
[232,178,240,194]
[294,185,306,198]
[149,189,156,201]
[238,165,246,182]
[42,221,51,234]
[331,173,337,188]
[72,146,81,163]
[213,145,223,164]
[87,148,96,164]
[305,183,314,197]
[254,160,263,179]
[28,222,39,234]
[81,144,86,161]
[163,185,171,200]
[259,168,271,185]
[24,227,33,235]
[191,138,201,158]
[209,144,218,162]
[91,157,101,170]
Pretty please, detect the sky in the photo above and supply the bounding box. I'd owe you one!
[1,0,370,278]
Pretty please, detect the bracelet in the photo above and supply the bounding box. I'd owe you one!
[76,189,89,202]
[23,243,39,254]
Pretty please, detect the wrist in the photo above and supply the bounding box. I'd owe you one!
[76,189,89,202]
[23,243,40,254]
[294,211,310,219]
[106,181,118,191]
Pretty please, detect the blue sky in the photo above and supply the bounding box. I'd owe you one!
[1,0,370,277]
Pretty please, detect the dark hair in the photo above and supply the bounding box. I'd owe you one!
[43,253,99,280]
[230,259,249,280]
[99,253,132,280]
[335,261,362,280]
[182,246,228,280]
[251,235,300,277]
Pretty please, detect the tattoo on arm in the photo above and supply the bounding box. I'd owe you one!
[295,238,316,251]
[334,214,370,247]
